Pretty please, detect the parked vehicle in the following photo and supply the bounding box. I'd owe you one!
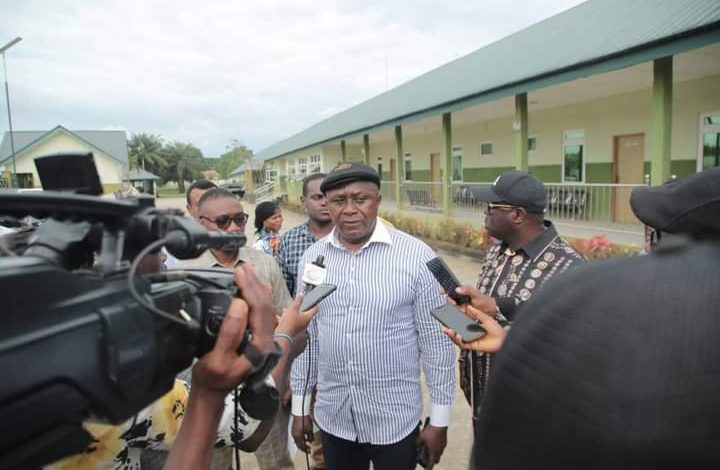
[219,183,246,198]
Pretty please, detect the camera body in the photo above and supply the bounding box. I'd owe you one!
[0,190,268,469]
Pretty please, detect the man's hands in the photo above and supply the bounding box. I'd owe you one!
[291,415,315,453]
[416,424,448,469]
[191,298,253,396]
[442,285,507,354]
[234,263,277,353]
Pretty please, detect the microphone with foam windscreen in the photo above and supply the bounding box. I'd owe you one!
[301,255,326,292]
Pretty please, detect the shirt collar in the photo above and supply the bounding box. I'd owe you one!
[517,220,559,261]
[206,246,252,267]
[323,218,392,251]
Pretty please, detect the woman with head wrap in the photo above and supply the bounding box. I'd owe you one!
[253,201,283,257]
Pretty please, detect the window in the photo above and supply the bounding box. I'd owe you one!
[452,147,463,182]
[286,159,296,177]
[699,112,720,171]
[298,157,308,175]
[377,157,383,178]
[480,142,493,156]
[309,155,321,174]
[404,153,412,181]
[16,173,34,188]
[563,130,585,182]
[265,169,278,182]
[528,136,537,152]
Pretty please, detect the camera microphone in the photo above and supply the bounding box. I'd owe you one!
[302,255,326,292]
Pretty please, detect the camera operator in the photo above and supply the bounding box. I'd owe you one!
[442,167,720,469]
[163,264,319,470]
[46,264,317,470]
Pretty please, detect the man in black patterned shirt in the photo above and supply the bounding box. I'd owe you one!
[460,171,585,419]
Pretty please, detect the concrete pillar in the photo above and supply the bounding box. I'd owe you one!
[651,56,673,186]
[442,112,453,216]
[341,140,347,162]
[363,134,370,166]
[395,125,404,209]
[514,92,529,171]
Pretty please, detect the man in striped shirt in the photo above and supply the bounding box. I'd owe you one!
[289,163,455,470]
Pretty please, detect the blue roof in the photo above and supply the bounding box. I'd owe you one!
[0,126,128,166]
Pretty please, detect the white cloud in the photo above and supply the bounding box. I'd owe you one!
[0,0,586,157]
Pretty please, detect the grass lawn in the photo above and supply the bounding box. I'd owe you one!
[157,187,185,198]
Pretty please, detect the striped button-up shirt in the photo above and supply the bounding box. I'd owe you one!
[290,220,455,445]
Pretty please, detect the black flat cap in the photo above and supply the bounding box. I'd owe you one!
[320,162,381,193]
[470,171,546,213]
[630,167,720,238]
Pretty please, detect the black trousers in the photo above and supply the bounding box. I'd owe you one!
[320,426,419,470]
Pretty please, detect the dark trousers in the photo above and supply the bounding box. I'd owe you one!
[320,426,419,470]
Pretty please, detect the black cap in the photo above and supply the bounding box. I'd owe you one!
[630,167,720,238]
[470,171,546,213]
[320,162,381,193]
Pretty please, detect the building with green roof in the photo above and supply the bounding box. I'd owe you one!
[0,126,129,192]
[254,0,720,229]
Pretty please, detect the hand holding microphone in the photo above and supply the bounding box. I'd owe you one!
[299,255,336,313]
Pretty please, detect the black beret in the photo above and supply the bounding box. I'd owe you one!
[320,162,381,193]
[630,167,720,238]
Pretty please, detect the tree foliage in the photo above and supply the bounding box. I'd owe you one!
[216,139,253,178]
[161,141,206,193]
[128,133,166,174]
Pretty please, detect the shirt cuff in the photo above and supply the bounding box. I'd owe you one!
[430,404,452,427]
[291,394,312,416]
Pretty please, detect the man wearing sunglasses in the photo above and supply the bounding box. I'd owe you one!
[185,187,295,470]
[460,171,584,422]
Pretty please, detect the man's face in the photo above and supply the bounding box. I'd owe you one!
[483,204,519,242]
[326,181,381,246]
[198,197,247,252]
[187,188,208,219]
[302,178,331,224]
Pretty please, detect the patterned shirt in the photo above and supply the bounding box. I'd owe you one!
[460,221,585,417]
[290,220,456,445]
[276,220,317,296]
[47,379,261,470]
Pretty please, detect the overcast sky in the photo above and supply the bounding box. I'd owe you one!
[1,0,585,157]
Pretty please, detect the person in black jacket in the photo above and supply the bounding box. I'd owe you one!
[444,167,720,470]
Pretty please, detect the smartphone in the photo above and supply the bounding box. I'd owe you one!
[426,257,470,305]
[300,283,337,312]
[416,417,431,468]
[431,303,486,342]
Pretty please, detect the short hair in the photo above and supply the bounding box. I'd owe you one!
[186,179,218,205]
[302,173,326,197]
[197,187,237,212]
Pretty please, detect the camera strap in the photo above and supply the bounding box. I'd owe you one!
[243,341,282,388]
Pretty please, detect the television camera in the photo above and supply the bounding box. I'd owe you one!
[0,180,276,468]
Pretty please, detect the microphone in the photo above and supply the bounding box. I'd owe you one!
[302,255,326,292]
[207,232,247,251]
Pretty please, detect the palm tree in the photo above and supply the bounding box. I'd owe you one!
[162,141,205,193]
[128,133,166,172]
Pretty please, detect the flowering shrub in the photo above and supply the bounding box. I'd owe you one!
[568,234,639,261]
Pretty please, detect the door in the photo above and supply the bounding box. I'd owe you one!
[612,134,644,224]
[430,153,441,201]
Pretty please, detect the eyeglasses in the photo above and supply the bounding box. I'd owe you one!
[200,213,248,229]
[484,203,523,215]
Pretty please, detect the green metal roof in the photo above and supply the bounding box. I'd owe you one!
[125,169,160,181]
[0,126,128,166]
[256,0,720,162]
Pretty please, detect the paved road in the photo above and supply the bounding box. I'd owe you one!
[156,196,476,469]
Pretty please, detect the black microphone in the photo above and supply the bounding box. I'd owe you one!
[302,255,326,292]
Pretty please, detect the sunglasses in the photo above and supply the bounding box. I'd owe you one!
[484,203,523,215]
[200,213,248,229]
